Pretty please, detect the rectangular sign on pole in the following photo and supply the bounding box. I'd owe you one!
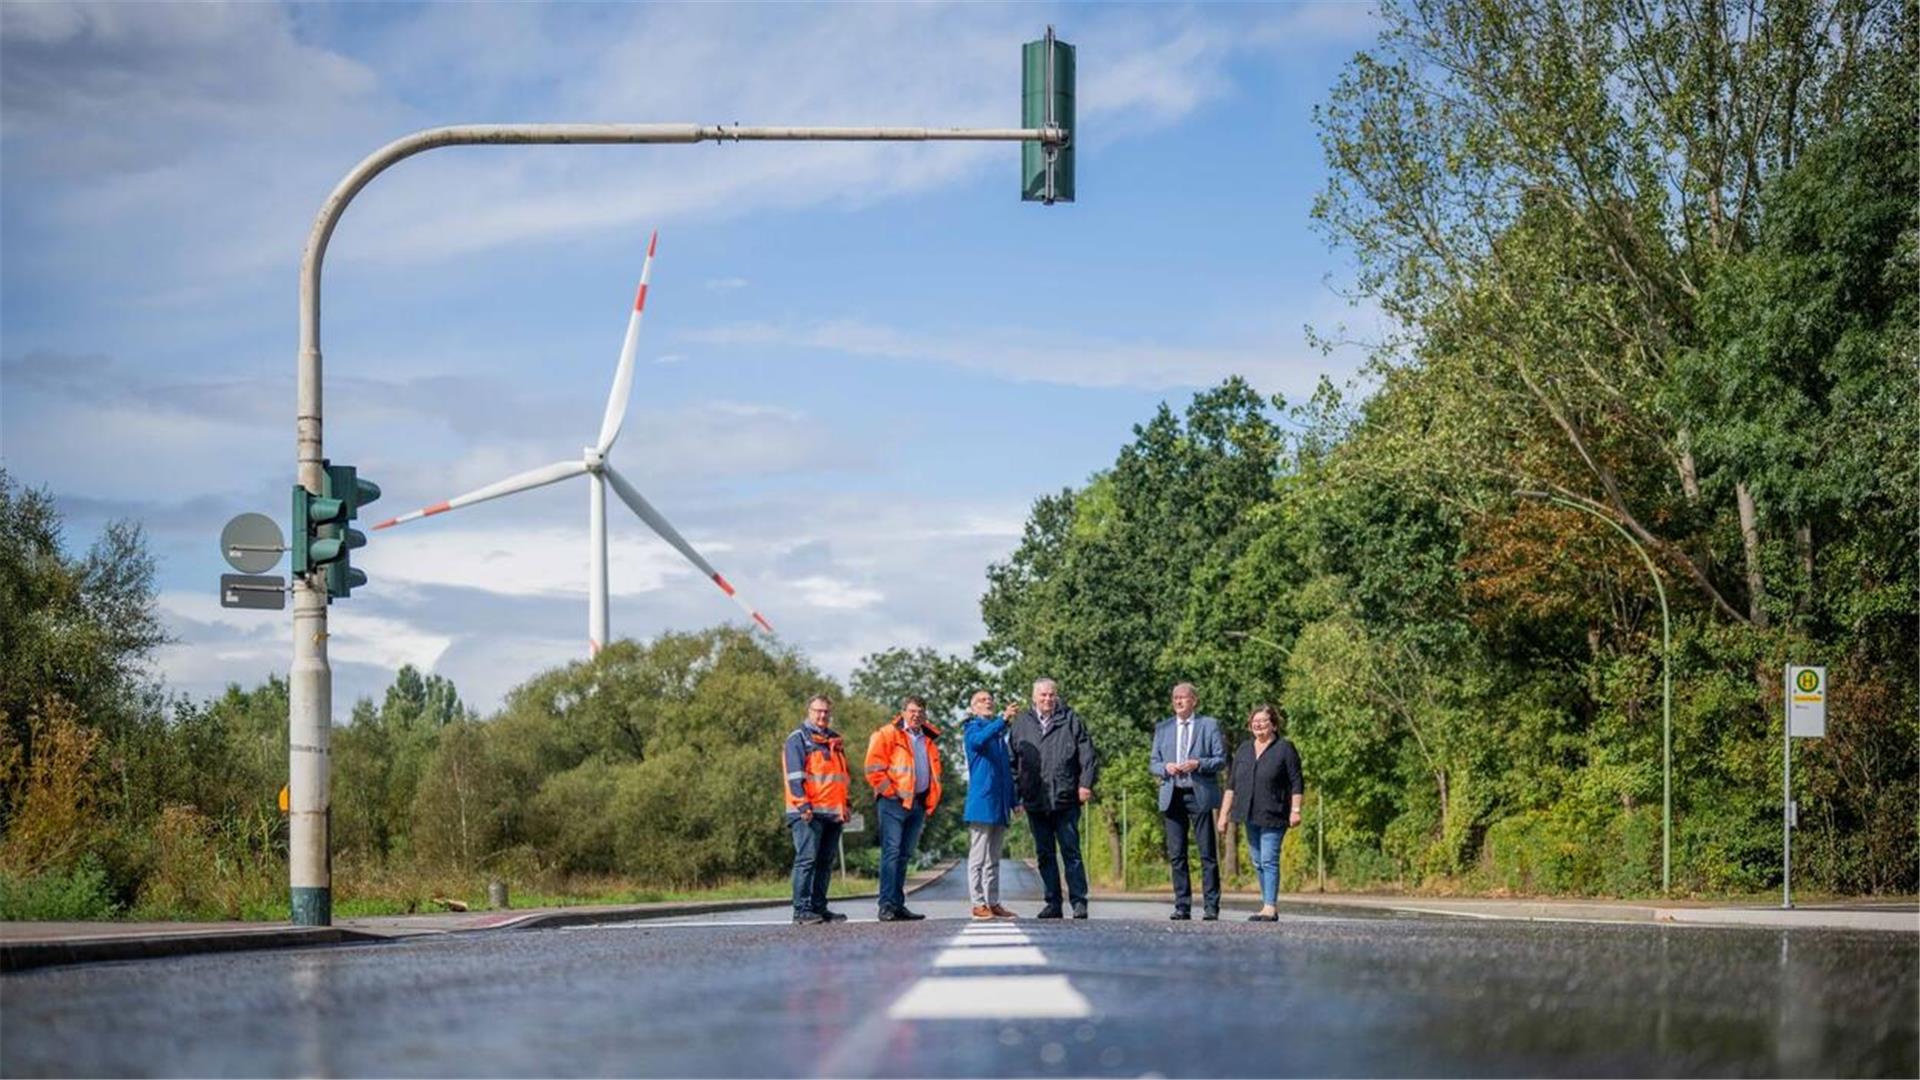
[221,574,287,611]
[1787,665,1827,738]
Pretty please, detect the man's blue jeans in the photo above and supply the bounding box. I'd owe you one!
[790,814,844,916]
[1245,823,1285,906]
[877,798,926,913]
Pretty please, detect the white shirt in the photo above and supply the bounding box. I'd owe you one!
[1174,717,1193,787]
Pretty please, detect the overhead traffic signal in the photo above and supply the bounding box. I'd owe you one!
[291,481,346,578]
[290,461,380,600]
[323,463,380,599]
[1022,26,1074,204]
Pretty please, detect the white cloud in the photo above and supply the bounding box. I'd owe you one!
[327,608,454,673]
[793,575,885,611]
[152,589,448,703]
[363,521,703,599]
[685,312,1369,397]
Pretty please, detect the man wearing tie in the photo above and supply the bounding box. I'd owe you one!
[1149,683,1227,920]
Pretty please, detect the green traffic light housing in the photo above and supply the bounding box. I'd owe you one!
[1022,26,1074,204]
[323,463,379,599]
[291,461,380,598]
[291,485,346,576]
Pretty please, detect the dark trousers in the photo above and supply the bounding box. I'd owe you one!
[1028,804,1089,909]
[1164,788,1220,913]
[789,815,843,916]
[877,797,927,912]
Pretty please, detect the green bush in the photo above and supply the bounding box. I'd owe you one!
[0,857,120,920]
[843,846,881,876]
[1480,805,1662,896]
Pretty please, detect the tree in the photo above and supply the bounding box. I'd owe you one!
[851,647,992,724]
[0,469,167,762]
[1314,0,1908,629]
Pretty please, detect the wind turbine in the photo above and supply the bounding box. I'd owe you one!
[372,232,774,653]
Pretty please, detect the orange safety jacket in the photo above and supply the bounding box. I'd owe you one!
[864,715,943,812]
[782,724,850,821]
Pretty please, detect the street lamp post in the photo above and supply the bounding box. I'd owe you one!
[1515,490,1673,895]
[291,121,1069,927]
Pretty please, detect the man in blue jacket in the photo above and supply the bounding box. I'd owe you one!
[962,689,1018,919]
[1150,682,1227,920]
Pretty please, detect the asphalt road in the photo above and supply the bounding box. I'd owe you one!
[3,861,1914,1077]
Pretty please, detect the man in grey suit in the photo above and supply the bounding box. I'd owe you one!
[1149,682,1227,920]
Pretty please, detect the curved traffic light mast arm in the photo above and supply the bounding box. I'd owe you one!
[288,118,1069,928]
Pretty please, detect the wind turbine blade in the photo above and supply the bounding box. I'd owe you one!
[372,459,587,530]
[595,230,657,455]
[603,465,775,634]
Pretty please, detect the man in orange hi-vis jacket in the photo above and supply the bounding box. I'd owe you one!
[784,694,851,926]
[865,695,943,921]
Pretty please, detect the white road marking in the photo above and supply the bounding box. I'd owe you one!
[944,933,1033,947]
[887,974,1091,1019]
[932,945,1048,968]
[567,920,808,929]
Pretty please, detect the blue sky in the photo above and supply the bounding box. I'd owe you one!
[0,2,1385,712]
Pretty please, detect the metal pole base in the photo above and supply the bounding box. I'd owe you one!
[291,887,332,927]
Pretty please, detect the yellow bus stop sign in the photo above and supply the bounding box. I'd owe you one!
[1787,666,1826,737]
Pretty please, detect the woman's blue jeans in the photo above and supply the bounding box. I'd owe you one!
[1245,823,1285,905]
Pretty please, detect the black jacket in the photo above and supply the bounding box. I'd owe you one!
[1009,705,1098,811]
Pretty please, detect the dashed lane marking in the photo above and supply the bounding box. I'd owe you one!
[945,933,1033,947]
[932,945,1048,968]
[887,974,1092,1019]
[570,919,804,928]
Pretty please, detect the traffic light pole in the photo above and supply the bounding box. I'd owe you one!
[292,120,1068,926]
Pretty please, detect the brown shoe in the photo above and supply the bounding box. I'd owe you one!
[971,905,994,919]
[989,904,1018,920]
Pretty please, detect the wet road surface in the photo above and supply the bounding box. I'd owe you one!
[3,861,1914,1077]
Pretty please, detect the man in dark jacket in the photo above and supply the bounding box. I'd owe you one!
[1005,677,1098,918]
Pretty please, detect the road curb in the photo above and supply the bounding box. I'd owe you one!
[1,926,386,974]
[1,862,966,972]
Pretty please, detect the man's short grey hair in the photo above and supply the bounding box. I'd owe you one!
[1032,678,1058,693]
[1171,682,1197,698]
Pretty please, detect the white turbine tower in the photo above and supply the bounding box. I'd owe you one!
[372,232,774,653]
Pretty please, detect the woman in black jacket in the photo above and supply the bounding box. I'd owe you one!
[1216,703,1303,922]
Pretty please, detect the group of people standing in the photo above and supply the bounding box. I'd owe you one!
[781,679,1302,924]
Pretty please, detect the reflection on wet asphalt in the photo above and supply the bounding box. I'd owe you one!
[3,861,1914,1077]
